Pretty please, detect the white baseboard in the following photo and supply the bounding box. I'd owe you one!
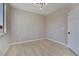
[46,37,68,48]
[3,37,78,56]
[68,47,78,56]
[10,37,68,47]
[2,38,46,56]
[46,37,78,56]
[10,38,46,46]
[2,45,10,56]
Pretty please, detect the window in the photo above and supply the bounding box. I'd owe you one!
[0,3,6,33]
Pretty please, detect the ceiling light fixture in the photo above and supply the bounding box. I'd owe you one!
[33,3,47,9]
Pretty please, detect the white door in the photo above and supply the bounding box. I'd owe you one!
[67,5,79,55]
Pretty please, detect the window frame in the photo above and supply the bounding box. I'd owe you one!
[0,3,6,34]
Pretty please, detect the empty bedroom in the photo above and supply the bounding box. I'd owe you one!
[0,3,79,56]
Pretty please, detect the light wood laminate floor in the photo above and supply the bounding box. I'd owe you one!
[5,39,75,56]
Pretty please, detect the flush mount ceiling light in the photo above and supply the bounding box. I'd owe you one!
[33,3,47,9]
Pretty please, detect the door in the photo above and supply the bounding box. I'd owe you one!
[67,5,79,55]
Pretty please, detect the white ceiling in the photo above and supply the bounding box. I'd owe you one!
[10,3,76,16]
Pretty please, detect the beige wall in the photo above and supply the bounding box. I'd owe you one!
[10,8,45,43]
[46,8,68,44]
[10,7,69,44]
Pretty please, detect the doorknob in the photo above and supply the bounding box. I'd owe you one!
[68,32,70,34]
